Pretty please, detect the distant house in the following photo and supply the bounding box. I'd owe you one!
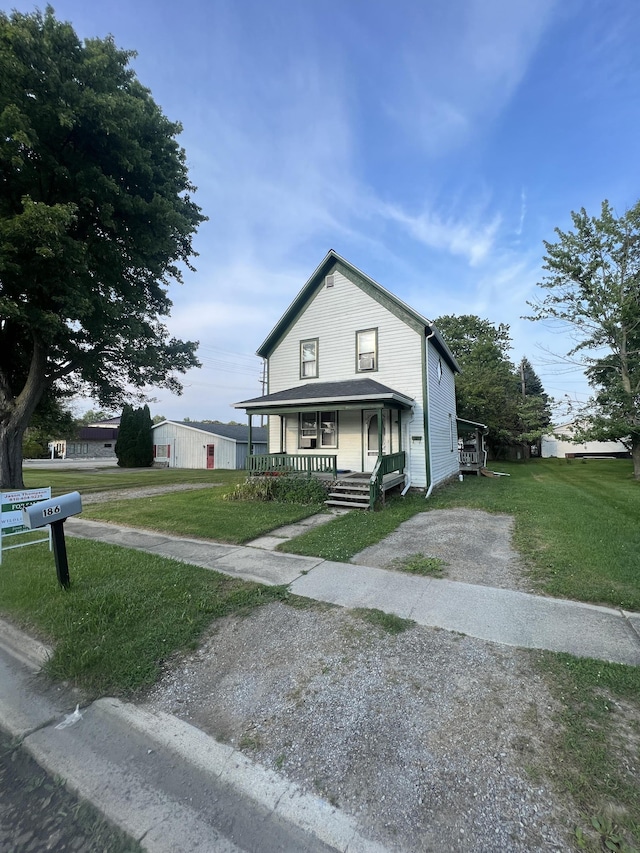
[234,250,463,506]
[50,417,120,460]
[151,421,267,469]
[541,421,630,459]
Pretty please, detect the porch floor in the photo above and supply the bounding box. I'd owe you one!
[317,471,406,490]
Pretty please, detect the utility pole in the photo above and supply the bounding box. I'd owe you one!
[520,359,526,400]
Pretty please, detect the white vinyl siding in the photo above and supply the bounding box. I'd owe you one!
[426,340,459,486]
[266,269,429,484]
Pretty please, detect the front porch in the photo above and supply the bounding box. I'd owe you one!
[236,379,416,509]
[457,418,488,475]
[246,450,407,510]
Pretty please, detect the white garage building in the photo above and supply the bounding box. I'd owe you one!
[541,421,630,459]
[151,421,267,470]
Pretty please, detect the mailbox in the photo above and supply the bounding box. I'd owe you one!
[22,492,82,530]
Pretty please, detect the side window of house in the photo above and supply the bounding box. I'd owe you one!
[300,339,318,378]
[356,329,377,372]
[298,411,337,448]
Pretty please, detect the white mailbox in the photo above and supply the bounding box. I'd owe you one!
[22,491,82,530]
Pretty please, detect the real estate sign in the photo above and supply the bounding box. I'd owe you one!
[0,488,52,563]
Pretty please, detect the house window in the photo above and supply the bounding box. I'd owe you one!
[300,339,318,378]
[155,444,169,458]
[298,411,337,449]
[356,328,377,372]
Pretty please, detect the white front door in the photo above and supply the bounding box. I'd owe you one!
[363,410,389,472]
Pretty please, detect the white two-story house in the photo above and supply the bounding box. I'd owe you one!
[234,251,462,507]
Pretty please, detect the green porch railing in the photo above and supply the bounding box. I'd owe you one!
[246,453,338,477]
[369,451,406,509]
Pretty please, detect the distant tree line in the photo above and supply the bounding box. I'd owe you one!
[435,315,552,459]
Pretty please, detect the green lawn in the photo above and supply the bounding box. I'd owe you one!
[280,459,640,610]
[537,653,640,852]
[81,485,324,543]
[0,536,290,696]
[22,466,243,496]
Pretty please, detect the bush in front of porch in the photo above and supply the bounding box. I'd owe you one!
[224,475,332,505]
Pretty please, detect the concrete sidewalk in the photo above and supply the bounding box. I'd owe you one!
[65,517,640,667]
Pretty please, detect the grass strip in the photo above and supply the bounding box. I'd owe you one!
[279,459,640,610]
[0,538,289,696]
[538,653,640,851]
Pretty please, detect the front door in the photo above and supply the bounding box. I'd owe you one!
[206,444,215,469]
[363,410,389,472]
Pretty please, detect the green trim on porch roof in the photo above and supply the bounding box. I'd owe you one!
[256,250,460,373]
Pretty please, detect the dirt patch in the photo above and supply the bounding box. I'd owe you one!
[146,602,572,852]
[82,483,220,504]
[351,508,537,592]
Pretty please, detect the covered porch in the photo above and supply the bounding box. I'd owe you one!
[457,418,488,475]
[235,379,415,509]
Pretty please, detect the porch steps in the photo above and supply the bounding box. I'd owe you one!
[325,479,370,510]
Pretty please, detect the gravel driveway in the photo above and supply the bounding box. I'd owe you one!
[146,507,574,852]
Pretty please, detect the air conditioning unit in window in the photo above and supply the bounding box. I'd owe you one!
[359,356,374,370]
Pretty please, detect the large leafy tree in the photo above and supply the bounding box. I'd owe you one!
[0,8,205,488]
[436,316,551,457]
[527,200,640,479]
[435,315,519,455]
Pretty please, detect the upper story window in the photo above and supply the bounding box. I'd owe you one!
[300,338,318,378]
[356,328,377,372]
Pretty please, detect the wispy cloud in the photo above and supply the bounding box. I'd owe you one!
[516,188,527,237]
[380,0,558,154]
[377,201,502,266]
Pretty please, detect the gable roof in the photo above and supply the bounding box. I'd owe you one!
[235,378,414,412]
[257,250,460,373]
[152,421,267,442]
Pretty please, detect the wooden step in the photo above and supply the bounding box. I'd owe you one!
[324,499,369,509]
[327,492,369,502]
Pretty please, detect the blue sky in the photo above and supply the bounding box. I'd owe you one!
[11,0,640,421]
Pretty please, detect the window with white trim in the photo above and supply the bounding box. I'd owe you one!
[356,328,377,372]
[300,339,318,378]
[298,411,337,449]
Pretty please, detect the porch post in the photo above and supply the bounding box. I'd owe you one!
[378,408,383,457]
[398,410,402,451]
[247,414,253,457]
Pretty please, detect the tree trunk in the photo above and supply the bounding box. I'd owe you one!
[0,420,29,490]
[0,338,48,490]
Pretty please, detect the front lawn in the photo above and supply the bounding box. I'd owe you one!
[22,466,243,496]
[81,484,324,543]
[0,537,290,696]
[280,459,640,610]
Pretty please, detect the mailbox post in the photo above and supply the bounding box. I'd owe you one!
[22,492,82,588]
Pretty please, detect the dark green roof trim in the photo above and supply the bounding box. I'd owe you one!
[256,250,460,373]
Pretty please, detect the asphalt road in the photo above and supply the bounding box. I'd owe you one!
[0,726,140,853]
